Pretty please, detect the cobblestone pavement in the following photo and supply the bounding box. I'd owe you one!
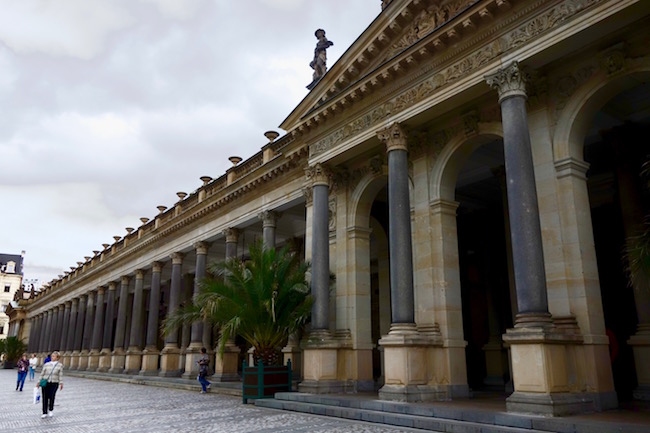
[0,369,424,433]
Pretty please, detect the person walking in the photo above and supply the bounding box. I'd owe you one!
[197,347,211,394]
[39,351,63,418]
[16,353,29,391]
[28,353,38,381]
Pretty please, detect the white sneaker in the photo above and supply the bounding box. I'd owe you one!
[48,412,53,417]
[41,414,47,419]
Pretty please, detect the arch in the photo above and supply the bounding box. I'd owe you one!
[430,123,503,203]
[349,169,389,229]
[553,67,650,163]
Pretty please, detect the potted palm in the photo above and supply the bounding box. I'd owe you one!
[0,336,27,369]
[164,241,312,400]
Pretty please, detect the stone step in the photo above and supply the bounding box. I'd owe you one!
[255,397,548,433]
[255,393,650,433]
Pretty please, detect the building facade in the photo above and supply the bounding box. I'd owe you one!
[0,252,24,339]
[11,0,650,416]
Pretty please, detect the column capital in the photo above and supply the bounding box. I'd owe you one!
[377,122,408,153]
[71,297,80,306]
[121,275,130,286]
[485,61,528,103]
[151,261,163,273]
[135,269,145,280]
[108,281,118,291]
[194,241,210,255]
[171,252,184,264]
[258,210,281,228]
[223,228,240,244]
[305,163,331,187]
[96,286,106,296]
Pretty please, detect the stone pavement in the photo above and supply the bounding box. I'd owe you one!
[0,369,424,433]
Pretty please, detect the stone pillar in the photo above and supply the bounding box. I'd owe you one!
[59,303,71,363]
[110,276,130,373]
[183,242,209,379]
[28,315,40,353]
[141,262,162,376]
[376,123,437,402]
[52,305,64,351]
[212,230,240,381]
[41,310,52,356]
[72,295,87,370]
[89,287,105,371]
[486,61,584,415]
[300,163,341,394]
[125,270,146,374]
[79,291,95,370]
[99,282,117,372]
[160,253,183,377]
[66,299,78,362]
[259,210,279,249]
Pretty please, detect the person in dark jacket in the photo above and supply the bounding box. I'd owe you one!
[16,353,29,391]
[197,347,211,394]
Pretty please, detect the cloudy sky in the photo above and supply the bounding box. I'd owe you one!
[0,0,380,287]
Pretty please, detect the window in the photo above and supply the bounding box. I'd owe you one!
[3,284,10,293]
[0,326,4,335]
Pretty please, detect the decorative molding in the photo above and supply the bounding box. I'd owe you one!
[310,0,606,157]
[303,186,313,206]
[377,123,408,153]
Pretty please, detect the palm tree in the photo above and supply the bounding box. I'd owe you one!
[164,241,312,366]
[624,157,650,293]
[0,336,27,369]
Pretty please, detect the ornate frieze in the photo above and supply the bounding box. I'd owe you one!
[386,0,481,59]
[310,0,606,158]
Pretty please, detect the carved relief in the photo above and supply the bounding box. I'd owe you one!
[377,123,408,153]
[328,197,337,232]
[309,0,605,158]
[386,0,481,59]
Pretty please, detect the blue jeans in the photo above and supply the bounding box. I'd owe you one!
[29,366,35,380]
[197,374,211,392]
[16,371,27,390]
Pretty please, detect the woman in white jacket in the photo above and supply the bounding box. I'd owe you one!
[38,351,63,419]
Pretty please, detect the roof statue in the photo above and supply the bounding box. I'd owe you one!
[306,29,333,90]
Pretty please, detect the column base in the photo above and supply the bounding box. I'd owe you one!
[97,349,112,372]
[299,329,340,393]
[61,351,74,368]
[77,350,90,371]
[212,342,240,382]
[282,343,302,381]
[139,347,160,376]
[109,349,126,374]
[69,351,81,370]
[158,346,181,377]
[378,323,442,402]
[87,350,101,371]
[628,323,650,401]
[124,348,143,375]
[181,344,203,379]
[506,391,594,416]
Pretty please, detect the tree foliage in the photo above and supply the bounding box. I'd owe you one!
[164,241,312,366]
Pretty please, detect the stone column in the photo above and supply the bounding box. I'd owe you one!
[72,295,87,370]
[376,123,437,402]
[66,299,78,361]
[89,286,106,371]
[110,276,130,373]
[141,262,162,376]
[486,61,584,415]
[41,310,52,356]
[183,242,209,378]
[125,270,146,374]
[99,282,116,372]
[59,303,71,361]
[28,315,39,353]
[259,210,280,249]
[52,305,64,351]
[160,253,183,377]
[212,231,240,381]
[79,291,95,370]
[300,163,340,394]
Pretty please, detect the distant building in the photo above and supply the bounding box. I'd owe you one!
[0,252,24,339]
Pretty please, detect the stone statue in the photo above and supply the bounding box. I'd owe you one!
[306,29,334,90]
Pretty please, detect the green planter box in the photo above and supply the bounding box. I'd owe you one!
[242,359,292,404]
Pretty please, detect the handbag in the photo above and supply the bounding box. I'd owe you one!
[33,387,41,404]
[39,361,57,388]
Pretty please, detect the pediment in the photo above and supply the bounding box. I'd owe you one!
[279,0,482,133]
